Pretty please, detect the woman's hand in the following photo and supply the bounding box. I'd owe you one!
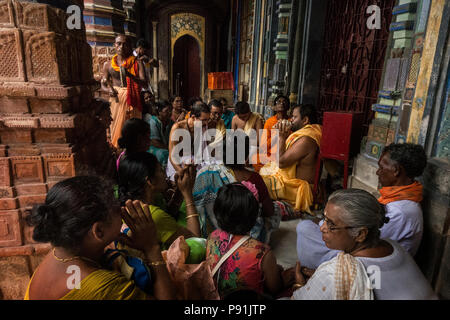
[281,266,296,288]
[294,261,307,286]
[301,266,315,280]
[175,165,196,197]
[119,200,159,253]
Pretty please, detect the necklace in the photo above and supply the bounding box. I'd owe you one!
[52,248,102,269]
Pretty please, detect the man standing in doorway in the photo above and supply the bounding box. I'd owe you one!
[101,35,147,148]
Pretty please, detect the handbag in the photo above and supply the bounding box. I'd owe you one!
[212,235,250,277]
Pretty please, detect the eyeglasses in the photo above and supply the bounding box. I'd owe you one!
[321,216,359,232]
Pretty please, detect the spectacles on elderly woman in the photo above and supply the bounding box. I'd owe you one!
[321,216,359,232]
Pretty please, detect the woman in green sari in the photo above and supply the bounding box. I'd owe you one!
[24,176,176,300]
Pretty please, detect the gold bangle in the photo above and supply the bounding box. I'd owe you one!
[185,202,195,207]
[148,260,166,267]
[186,214,199,219]
[292,283,304,290]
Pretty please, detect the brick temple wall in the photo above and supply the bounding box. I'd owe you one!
[0,0,115,300]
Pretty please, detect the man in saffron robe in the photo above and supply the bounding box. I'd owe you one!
[101,35,147,148]
[260,104,322,213]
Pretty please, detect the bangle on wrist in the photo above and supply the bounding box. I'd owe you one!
[186,202,195,208]
[186,214,199,219]
[148,260,166,267]
[292,283,304,290]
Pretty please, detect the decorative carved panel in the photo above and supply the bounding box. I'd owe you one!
[0,29,26,82]
[318,0,396,128]
[0,210,22,247]
[24,31,70,84]
[10,156,45,185]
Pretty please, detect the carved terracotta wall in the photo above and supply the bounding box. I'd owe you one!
[0,0,115,300]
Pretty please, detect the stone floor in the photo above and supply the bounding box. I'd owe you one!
[270,218,302,269]
[270,210,324,270]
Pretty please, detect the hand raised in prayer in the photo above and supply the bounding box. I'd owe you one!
[119,200,159,253]
[175,164,196,197]
[279,120,292,139]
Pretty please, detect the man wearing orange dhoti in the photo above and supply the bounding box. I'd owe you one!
[260,104,322,213]
[102,35,147,148]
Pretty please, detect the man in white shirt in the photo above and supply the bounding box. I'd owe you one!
[297,143,427,269]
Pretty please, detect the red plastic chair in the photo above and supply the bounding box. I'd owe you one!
[314,111,364,194]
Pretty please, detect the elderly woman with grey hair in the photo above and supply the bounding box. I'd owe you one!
[289,189,437,300]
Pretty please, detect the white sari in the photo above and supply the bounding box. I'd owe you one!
[292,252,374,300]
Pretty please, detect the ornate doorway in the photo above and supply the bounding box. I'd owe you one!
[173,35,201,103]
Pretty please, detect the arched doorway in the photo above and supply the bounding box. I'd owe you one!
[172,35,201,103]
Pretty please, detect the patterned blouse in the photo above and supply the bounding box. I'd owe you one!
[206,230,270,297]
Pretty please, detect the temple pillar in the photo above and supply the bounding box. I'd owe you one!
[288,0,306,105]
[152,20,158,99]
[267,0,291,106]
[0,0,115,299]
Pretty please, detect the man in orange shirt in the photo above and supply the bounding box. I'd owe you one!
[255,95,291,171]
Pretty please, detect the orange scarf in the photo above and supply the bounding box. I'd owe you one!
[378,181,423,205]
[111,55,142,112]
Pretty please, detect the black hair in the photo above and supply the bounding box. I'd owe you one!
[155,100,172,114]
[118,152,159,205]
[208,99,223,109]
[223,133,250,169]
[293,104,318,124]
[191,101,210,118]
[26,176,117,251]
[136,38,150,49]
[219,97,228,105]
[118,118,150,154]
[169,95,183,104]
[214,183,259,235]
[188,97,203,107]
[274,95,290,109]
[235,101,250,115]
[382,143,427,179]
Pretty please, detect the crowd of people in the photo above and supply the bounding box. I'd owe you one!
[23,35,438,300]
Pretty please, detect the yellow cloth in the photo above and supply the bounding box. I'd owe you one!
[147,204,179,245]
[109,86,142,148]
[111,54,137,76]
[260,124,322,213]
[24,269,149,300]
[210,119,226,147]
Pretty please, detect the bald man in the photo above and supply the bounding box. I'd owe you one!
[101,35,147,148]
